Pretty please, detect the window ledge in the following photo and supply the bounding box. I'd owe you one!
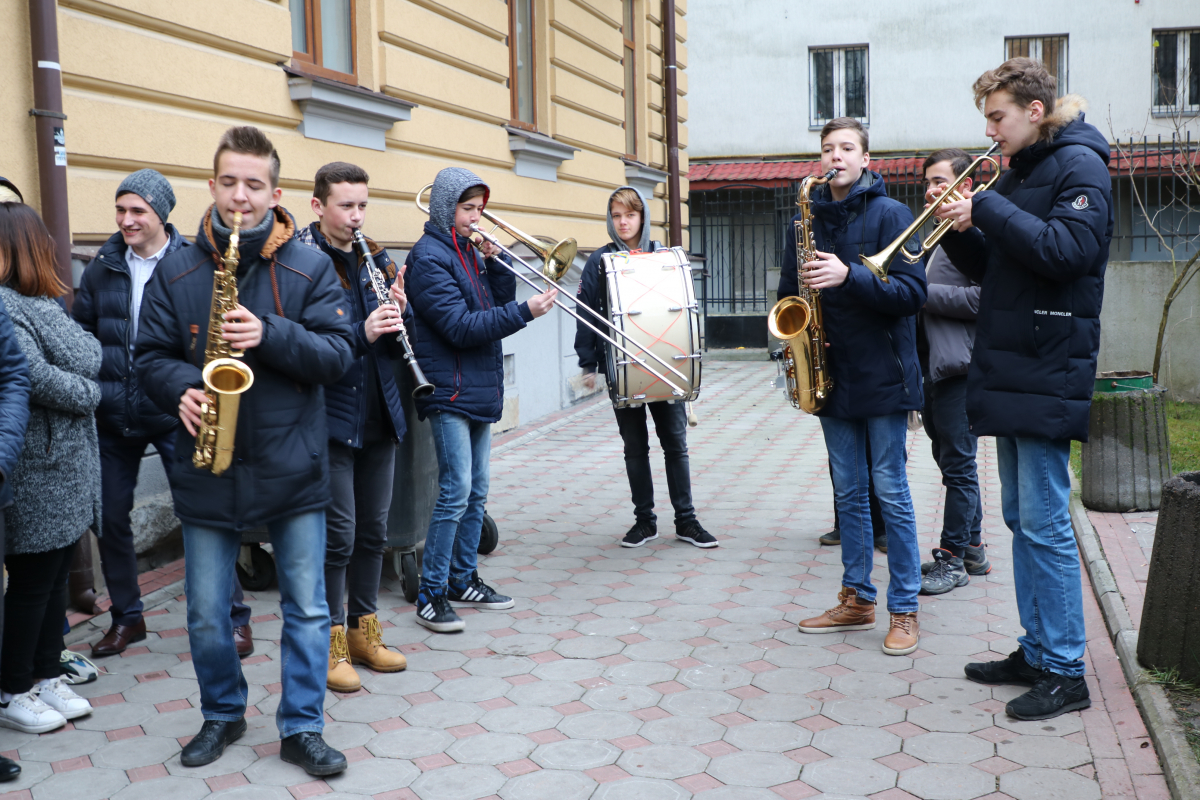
[507,126,579,182]
[286,68,416,151]
[622,160,668,198]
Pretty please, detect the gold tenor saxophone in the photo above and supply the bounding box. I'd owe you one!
[767,169,837,414]
[192,211,255,475]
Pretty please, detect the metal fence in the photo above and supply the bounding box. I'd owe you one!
[1110,134,1199,262]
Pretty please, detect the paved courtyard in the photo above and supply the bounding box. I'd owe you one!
[1,361,1169,800]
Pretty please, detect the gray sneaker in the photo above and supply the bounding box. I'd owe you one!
[920,549,969,595]
[922,543,991,576]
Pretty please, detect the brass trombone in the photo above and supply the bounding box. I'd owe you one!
[414,184,692,398]
[861,144,1002,282]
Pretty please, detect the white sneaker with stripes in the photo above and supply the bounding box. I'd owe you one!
[415,592,466,633]
[448,572,514,610]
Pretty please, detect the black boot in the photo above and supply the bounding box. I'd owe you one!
[0,755,20,782]
[1006,672,1091,720]
[180,718,247,767]
[280,731,347,776]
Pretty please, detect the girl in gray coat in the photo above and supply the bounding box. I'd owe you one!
[0,203,101,734]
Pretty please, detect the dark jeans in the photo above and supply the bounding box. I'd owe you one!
[98,430,250,628]
[325,436,396,626]
[614,401,695,528]
[831,437,885,537]
[3,540,78,694]
[923,375,983,555]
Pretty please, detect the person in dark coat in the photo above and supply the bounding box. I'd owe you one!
[916,150,991,596]
[295,161,410,692]
[135,126,353,776]
[74,169,254,658]
[788,118,927,658]
[936,59,1112,721]
[0,203,99,736]
[574,186,715,549]
[404,167,556,633]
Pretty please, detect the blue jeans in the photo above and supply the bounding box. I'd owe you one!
[922,376,983,555]
[423,411,491,590]
[183,511,329,738]
[997,436,1085,678]
[820,413,921,613]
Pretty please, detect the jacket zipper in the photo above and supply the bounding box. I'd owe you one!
[450,353,461,401]
[885,331,911,397]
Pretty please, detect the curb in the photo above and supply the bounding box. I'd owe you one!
[1069,493,1200,800]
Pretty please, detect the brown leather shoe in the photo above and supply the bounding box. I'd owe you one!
[797,587,876,633]
[883,612,920,656]
[92,618,147,657]
[233,625,254,658]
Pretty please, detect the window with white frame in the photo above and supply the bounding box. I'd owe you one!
[1153,29,1200,115]
[1005,35,1068,97]
[809,46,868,127]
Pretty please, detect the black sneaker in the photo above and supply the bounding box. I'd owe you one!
[448,571,514,610]
[1006,672,1091,720]
[676,521,718,549]
[621,520,658,548]
[875,534,888,554]
[920,549,970,595]
[180,718,247,767]
[415,588,466,633]
[964,649,1043,686]
[818,528,841,546]
[280,731,347,777]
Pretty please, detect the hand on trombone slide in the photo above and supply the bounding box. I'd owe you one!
[527,287,558,318]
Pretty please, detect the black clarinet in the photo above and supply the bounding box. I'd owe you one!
[352,229,435,400]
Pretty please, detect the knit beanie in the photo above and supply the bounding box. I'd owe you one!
[116,169,175,224]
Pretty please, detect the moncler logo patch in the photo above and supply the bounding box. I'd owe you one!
[1071,194,1089,210]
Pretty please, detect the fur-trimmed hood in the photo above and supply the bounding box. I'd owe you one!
[1039,93,1089,141]
[1011,93,1110,172]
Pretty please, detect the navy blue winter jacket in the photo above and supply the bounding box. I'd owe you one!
[405,167,533,423]
[296,222,407,447]
[939,96,1112,442]
[777,171,927,420]
[73,225,187,437]
[0,294,31,509]
[135,205,354,531]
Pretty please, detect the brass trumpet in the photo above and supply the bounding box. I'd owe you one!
[861,144,1002,282]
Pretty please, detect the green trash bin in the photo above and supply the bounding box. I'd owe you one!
[1081,371,1173,511]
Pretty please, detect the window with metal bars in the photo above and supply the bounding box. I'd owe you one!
[510,0,536,130]
[809,46,868,128]
[290,0,356,82]
[623,0,637,158]
[1004,35,1068,97]
[1153,29,1200,115]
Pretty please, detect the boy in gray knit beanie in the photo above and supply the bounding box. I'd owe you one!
[115,169,175,224]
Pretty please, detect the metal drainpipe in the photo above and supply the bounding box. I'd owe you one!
[29,0,74,307]
[662,0,682,248]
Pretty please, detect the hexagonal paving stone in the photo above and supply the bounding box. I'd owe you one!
[801,756,897,795]
[910,677,993,706]
[640,715,726,746]
[723,721,813,753]
[141,706,205,739]
[617,744,709,780]
[164,744,257,779]
[122,677,199,705]
[994,712,1085,737]
[532,660,605,682]
[89,735,182,770]
[584,684,661,712]
[750,668,829,695]
[434,675,511,703]
[898,762,997,800]
[903,731,995,764]
[812,724,901,759]
[463,654,535,678]
[110,775,211,800]
[822,698,906,727]
[1000,766,1102,800]
[447,732,536,765]
[837,649,913,674]
[591,777,691,800]
[322,757,420,795]
[507,680,585,707]
[72,701,158,733]
[678,664,753,691]
[559,710,643,740]
[498,768,597,800]
[329,692,411,723]
[738,693,820,722]
[829,671,910,699]
[998,735,1093,768]
[409,763,506,800]
[622,640,694,663]
[660,690,741,718]
[27,766,130,800]
[707,750,801,788]
[906,702,994,733]
[402,700,484,729]
[604,661,678,686]
[243,754,314,786]
[554,635,626,659]
[367,726,455,759]
[18,729,108,762]
[692,643,765,666]
[479,705,563,734]
[532,738,621,770]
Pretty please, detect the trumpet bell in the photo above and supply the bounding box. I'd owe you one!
[767,296,812,340]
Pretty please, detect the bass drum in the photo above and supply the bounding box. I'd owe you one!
[603,246,701,409]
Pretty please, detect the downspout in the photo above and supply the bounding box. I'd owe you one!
[662,0,682,248]
[29,0,74,307]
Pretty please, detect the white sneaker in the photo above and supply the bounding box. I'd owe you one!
[0,691,68,733]
[34,678,92,720]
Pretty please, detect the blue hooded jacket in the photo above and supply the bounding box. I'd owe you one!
[0,293,30,509]
[404,167,533,423]
[777,171,927,420]
[939,95,1112,442]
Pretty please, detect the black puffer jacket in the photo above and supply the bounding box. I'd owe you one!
[135,205,354,531]
[940,95,1112,442]
[73,225,187,437]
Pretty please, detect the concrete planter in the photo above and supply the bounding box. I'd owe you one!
[1082,372,1172,511]
[1137,472,1200,683]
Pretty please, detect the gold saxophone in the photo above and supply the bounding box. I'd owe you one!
[192,211,255,475]
[767,169,837,414]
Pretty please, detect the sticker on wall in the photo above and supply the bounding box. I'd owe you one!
[53,127,66,167]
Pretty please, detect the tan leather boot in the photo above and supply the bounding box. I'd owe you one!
[797,587,876,633]
[347,614,407,673]
[883,612,920,656]
[327,625,361,692]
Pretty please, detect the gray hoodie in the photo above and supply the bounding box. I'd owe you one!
[428,167,488,235]
[922,245,980,383]
[606,185,653,253]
